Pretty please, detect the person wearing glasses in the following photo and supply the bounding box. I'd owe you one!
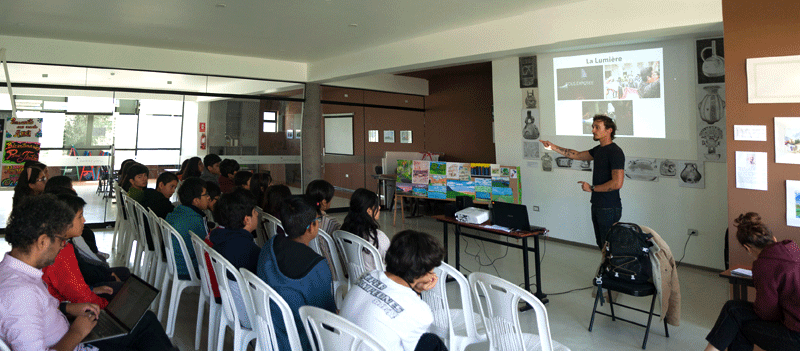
[0,194,177,351]
[12,160,48,208]
[165,177,211,280]
[257,196,336,351]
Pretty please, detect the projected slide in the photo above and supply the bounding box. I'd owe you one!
[553,48,665,138]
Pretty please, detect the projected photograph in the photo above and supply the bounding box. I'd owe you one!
[604,62,661,99]
[553,47,665,138]
[556,66,604,101]
[581,100,633,136]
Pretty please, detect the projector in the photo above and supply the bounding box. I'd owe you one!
[455,207,490,224]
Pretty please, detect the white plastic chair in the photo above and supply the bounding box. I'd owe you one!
[159,218,201,338]
[206,249,258,351]
[260,212,284,239]
[110,184,127,263]
[298,305,388,351]
[240,269,303,351]
[468,272,571,351]
[310,229,348,307]
[422,262,487,351]
[253,206,270,247]
[122,195,146,276]
[333,230,385,289]
[191,233,222,351]
[114,190,136,268]
[132,201,158,281]
[0,337,11,351]
[144,208,167,309]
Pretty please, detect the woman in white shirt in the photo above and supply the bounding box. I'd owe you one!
[341,188,389,271]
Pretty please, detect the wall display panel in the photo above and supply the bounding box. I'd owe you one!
[324,113,354,155]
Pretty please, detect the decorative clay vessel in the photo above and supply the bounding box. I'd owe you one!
[698,85,725,124]
[701,40,725,78]
[680,163,702,184]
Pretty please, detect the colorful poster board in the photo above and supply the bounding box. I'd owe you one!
[3,140,40,164]
[5,118,43,141]
[1,165,25,187]
[396,160,521,203]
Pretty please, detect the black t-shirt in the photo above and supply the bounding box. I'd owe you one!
[588,143,625,207]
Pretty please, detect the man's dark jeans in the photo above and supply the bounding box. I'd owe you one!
[706,300,800,351]
[591,206,622,249]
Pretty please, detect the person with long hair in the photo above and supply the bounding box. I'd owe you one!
[180,157,203,180]
[305,179,341,234]
[705,212,800,351]
[12,161,48,208]
[234,170,253,190]
[250,172,272,209]
[263,184,292,219]
[340,188,389,271]
[120,163,149,203]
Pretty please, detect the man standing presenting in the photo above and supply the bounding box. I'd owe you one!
[540,114,625,249]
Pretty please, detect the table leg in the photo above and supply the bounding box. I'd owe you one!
[532,235,548,303]
[401,196,405,225]
[442,222,449,264]
[455,225,461,272]
[393,196,397,226]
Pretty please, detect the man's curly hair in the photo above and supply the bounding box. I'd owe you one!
[6,194,74,253]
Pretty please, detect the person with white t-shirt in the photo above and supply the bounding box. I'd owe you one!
[340,230,447,351]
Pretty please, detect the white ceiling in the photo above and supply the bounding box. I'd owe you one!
[0,0,581,63]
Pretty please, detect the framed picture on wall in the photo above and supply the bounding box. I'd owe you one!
[368,130,379,142]
[383,130,395,143]
[400,130,412,143]
[295,129,301,139]
[775,117,800,164]
[786,180,800,227]
[286,130,294,139]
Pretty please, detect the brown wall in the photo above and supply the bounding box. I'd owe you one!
[724,0,800,267]
[405,63,495,163]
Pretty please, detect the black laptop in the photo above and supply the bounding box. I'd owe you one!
[83,274,159,343]
[491,201,544,232]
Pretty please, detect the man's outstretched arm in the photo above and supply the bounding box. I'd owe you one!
[540,140,593,161]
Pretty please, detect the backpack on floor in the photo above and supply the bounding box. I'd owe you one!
[598,222,653,284]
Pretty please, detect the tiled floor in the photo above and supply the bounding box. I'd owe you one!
[0,206,727,351]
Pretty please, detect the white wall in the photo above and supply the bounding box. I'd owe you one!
[493,36,728,269]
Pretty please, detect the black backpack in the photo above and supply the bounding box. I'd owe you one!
[598,222,653,284]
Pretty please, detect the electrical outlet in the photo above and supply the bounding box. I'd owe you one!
[532,206,540,212]
[688,229,699,236]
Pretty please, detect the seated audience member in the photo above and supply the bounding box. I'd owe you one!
[0,194,176,351]
[218,159,240,194]
[209,188,262,329]
[305,179,341,234]
[44,175,74,195]
[200,154,222,186]
[210,188,261,273]
[341,188,389,271]
[257,196,336,351]
[142,171,179,219]
[117,159,136,185]
[204,181,222,224]
[166,177,210,279]
[705,212,800,351]
[263,184,292,219]
[250,172,272,208]
[340,230,446,351]
[12,160,48,208]
[234,170,253,190]
[179,156,203,180]
[121,163,149,203]
[42,195,120,307]
[175,158,190,179]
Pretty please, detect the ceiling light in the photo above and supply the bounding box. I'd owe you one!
[349,23,358,27]
[167,81,173,85]
[41,74,48,78]
[110,72,115,76]
[216,3,226,8]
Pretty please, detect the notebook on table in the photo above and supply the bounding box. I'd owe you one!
[82,274,159,343]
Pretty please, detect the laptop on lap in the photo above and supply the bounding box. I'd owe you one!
[82,274,159,343]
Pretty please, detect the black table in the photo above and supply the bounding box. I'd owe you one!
[719,265,754,301]
[432,215,549,304]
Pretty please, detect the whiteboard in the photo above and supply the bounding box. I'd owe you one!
[324,113,353,155]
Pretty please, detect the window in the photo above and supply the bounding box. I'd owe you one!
[263,111,277,132]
